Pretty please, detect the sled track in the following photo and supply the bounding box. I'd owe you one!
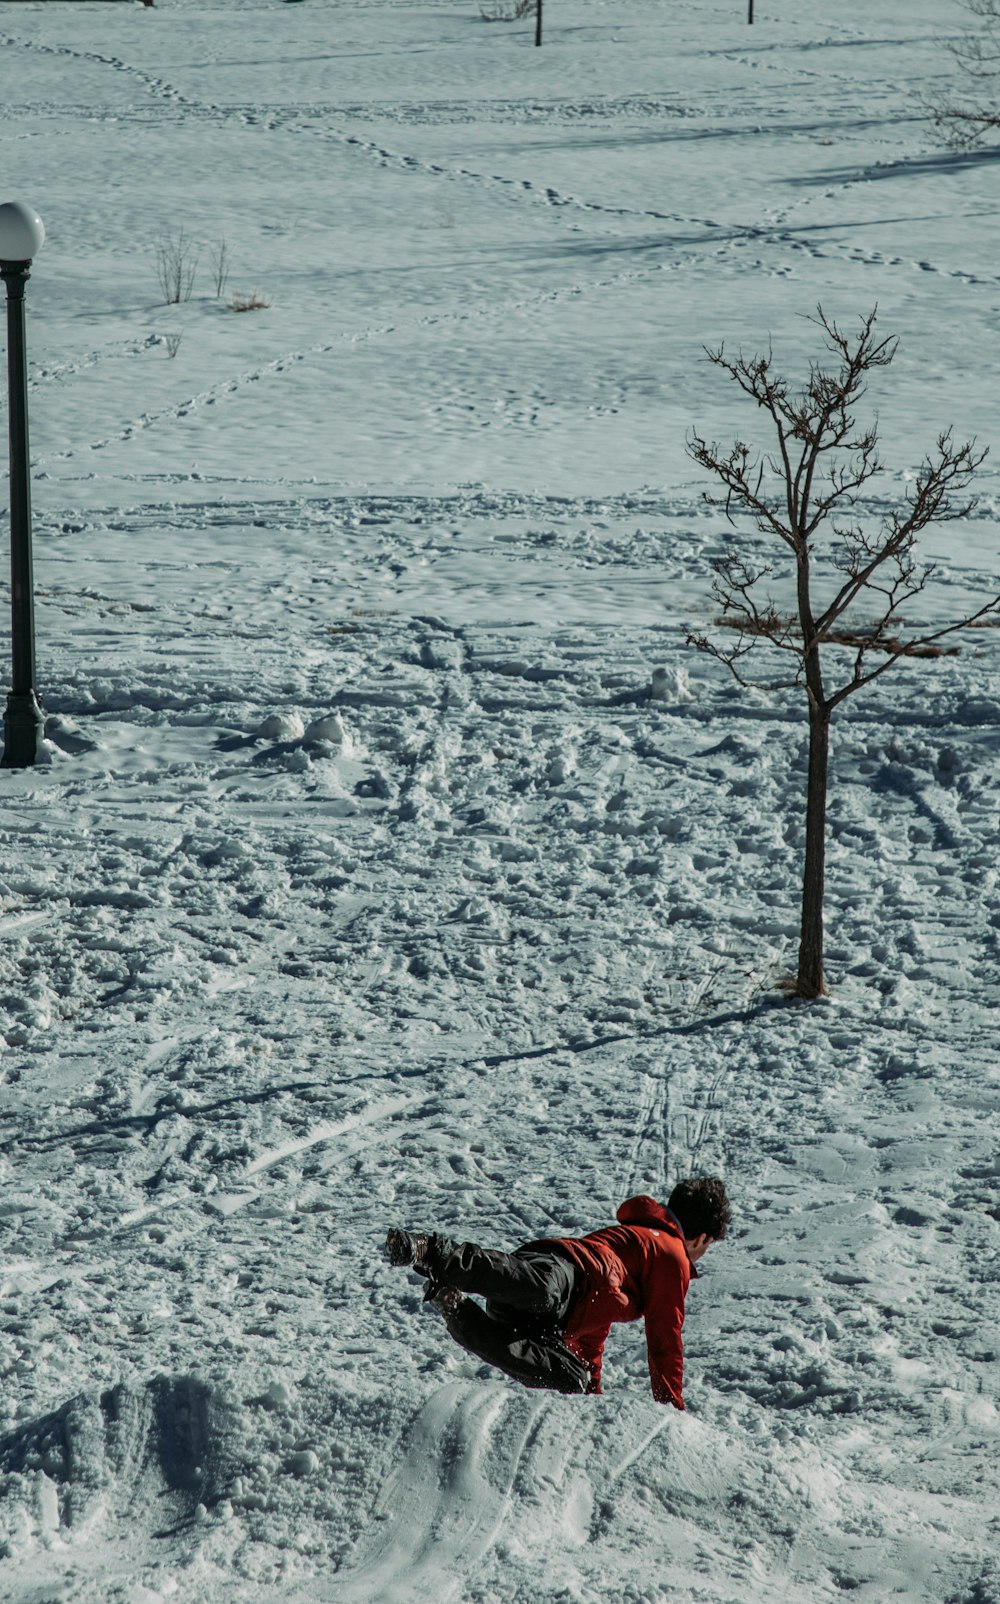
[325,1383,549,1603]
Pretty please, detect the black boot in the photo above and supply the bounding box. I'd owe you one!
[385,1228,431,1269]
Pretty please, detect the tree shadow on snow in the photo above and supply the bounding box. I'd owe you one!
[782,144,1000,188]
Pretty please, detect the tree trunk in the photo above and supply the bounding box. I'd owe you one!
[797,704,830,997]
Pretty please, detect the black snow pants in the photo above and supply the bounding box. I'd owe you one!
[422,1236,591,1396]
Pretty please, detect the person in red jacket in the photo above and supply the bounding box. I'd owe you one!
[385,1176,731,1407]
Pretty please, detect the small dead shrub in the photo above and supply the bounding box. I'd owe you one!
[230,292,271,313]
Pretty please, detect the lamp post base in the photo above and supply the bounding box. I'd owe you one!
[2,689,44,767]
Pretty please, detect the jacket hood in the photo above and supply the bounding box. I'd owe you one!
[616,1195,680,1234]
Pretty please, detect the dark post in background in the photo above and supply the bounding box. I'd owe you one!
[0,202,45,769]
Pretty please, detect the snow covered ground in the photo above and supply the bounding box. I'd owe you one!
[1,0,999,1600]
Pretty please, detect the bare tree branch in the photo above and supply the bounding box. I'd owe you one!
[934,0,1000,146]
[829,599,1000,707]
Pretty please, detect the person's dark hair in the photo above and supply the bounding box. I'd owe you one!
[667,1176,732,1240]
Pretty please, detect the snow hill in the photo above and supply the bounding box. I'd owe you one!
[0,1,998,1601]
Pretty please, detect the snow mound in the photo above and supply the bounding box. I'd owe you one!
[255,713,306,743]
[0,1376,241,1552]
[303,714,354,753]
[0,1379,252,1565]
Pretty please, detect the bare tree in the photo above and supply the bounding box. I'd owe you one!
[479,0,533,18]
[687,308,997,1000]
[479,0,540,41]
[935,0,1000,146]
[209,239,231,300]
[155,230,198,305]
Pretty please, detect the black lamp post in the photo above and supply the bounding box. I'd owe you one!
[0,200,45,769]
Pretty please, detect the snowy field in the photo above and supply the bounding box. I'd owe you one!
[1,0,999,1600]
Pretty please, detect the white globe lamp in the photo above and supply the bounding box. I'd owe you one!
[0,201,45,263]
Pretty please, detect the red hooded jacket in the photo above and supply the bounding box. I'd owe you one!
[541,1195,695,1408]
